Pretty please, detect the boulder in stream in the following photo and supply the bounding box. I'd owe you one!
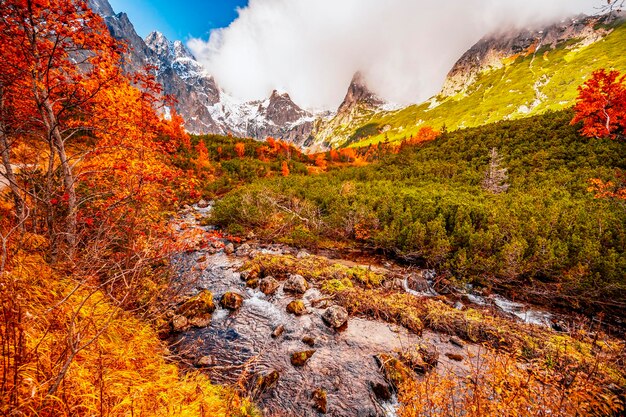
[287,300,307,316]
[197,199,210,208]
[302,336,315,347]
[259,276,280,296]
[221,292,244,310]
[196,355,216,367]
[284,274,309,294]
[224,242,235,255]
[322,305,349,329]
[419,344,440,369]
[176,290,215,328]
[312,388,328,414]
[254,370,280,394]
[271,325,285,338]
[291,350,316,367]
[171,315,189,332]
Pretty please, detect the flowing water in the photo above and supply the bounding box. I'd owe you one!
[168,204,560,416]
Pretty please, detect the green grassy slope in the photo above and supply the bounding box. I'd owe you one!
[213,111,626,315]
[342,20,626,148]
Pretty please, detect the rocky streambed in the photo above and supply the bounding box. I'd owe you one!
[164,203,575,416]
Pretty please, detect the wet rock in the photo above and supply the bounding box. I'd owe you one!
[291,350,316,367]
[246,278,259,289]
[284,274,309,294]
[259,276,280,296]
[236,243,251,257]
[370,382,392,401]
[322,306,349,329]
[445,353,464,362]
[375,354,415,391]
[176,290,215,328]
[197,199,209,208]
[302,336,315,347]
[286,300,307,316]
[171,315,189,332]
[297,250,310,259]
[449,337,465,348]
[406,273,430,293]
[196,355,216,367]
[221,292,244,310]
[418,344,439,369]
[196,255,207,263]
[271,325,285,338]
[453,301,464,310]
[224,242,235,255]
[254,370,280,393]
[312,388,328,414]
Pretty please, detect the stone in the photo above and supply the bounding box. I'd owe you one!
[235,243,251,257]
[197,199,209,208]
[312,388,328,414]
[370,382,392,401]
[254,370,280,393]
[406,273,431,293]
[271,325,285,338]
[291,350,316,367]
[449,337,464,348]
[286,300,307,316]
[188,317,211,328]
[302,336,315,347]
[259,276,280,296]
[246,278,259,289]
[418,344,440,369]
[221,292,244,310]
[322,306,349,329]
[196,255,207,263]
[171,315,188,332]
[375,354,415,391]
[176,290,215,328]
[283,274,309,294]
[196,355,216,367]
[445,353,464,362]
[224,242,235,255]
[296,250,310,259]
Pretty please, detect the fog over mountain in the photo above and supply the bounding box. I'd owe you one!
[188,0,595,110]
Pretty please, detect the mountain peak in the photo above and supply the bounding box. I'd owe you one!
[87,0,115,17]
[338,72,384,114]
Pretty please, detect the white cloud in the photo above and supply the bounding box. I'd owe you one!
[188,0,596,110]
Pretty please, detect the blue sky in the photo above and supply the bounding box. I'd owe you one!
[109,0,248,41]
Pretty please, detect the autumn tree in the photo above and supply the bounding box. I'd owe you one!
[0,0,127,255]
[571,69,626,139]
[235,142,246,158]
[281,161,290,177]
[572,69,626,201]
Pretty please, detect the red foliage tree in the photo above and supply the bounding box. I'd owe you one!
[571,69,626,139]
[281,161,290,177]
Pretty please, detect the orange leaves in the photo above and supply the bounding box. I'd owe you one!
[281,161,290,177]
[234,142,246,158]
[572,69,626,139]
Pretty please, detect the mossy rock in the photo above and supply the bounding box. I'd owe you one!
[312,388,327,414]
[375,354,415,391]
[291,350,316,366]
[176,290,215,325]
[286,300,307,316]
[221,292,244,310]
[254,370,280,394]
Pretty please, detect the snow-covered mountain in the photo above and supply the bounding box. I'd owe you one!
[88,0,334,145]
